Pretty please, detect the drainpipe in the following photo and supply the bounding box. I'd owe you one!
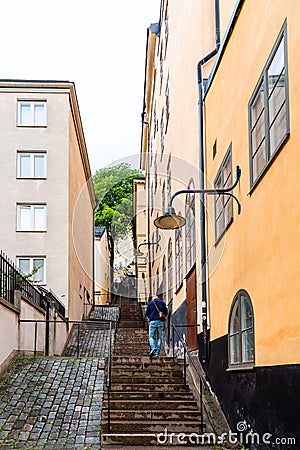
[197,0,220,365]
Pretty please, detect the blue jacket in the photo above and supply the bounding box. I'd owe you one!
[146,299,168,321]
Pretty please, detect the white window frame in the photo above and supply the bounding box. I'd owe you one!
[17,257,46,284]
[17,204,47,231]
[228,290,255,369]
[17,151,47,179]
[17,100,47,127]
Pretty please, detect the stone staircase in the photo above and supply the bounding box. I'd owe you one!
[102,301,206,446]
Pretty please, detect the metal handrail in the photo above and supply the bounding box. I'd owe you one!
[19,318,117,358]
[172,324,206,433]
[19,313,119,434]
[106,314,119,433]
[0,250,44,310]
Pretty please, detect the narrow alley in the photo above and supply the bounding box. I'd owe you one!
[0,302,215,449]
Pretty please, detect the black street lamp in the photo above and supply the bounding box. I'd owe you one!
[154,166,241,229]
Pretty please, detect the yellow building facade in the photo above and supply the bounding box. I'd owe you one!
[140,0,300,444]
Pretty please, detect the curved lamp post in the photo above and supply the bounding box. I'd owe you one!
[154,166,241,229]
[134,235,161,256]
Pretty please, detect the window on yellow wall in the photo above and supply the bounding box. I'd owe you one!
[249,21,289,188]
[228,290,255,369]
[214,146,233,242]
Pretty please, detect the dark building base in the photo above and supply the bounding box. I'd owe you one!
[198,333,300,449]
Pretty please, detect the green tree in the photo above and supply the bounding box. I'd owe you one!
[93,163,144,276]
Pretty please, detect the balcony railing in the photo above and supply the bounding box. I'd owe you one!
[0,250,45,310]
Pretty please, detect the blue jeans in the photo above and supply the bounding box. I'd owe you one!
[149,320,162,355]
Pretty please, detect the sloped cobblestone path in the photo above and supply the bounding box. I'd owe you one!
[0,306,118,449]
[0,356,104,448]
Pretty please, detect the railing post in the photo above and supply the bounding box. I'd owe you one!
[77,322,80,357]
[183,347,187,388]
[200,378,203,433]
[172,325,175,360]
[107,320,112,433]
[34,321,38,358]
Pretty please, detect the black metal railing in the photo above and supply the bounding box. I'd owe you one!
[172,324,206,433]
[18,318,117,357]
[0,251,44,310]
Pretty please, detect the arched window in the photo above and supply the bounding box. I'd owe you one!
[175,213,183,289]
[186,179,196,273]
[229,290,255,368]
[167,238,173,304]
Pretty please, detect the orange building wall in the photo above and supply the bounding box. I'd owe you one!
[204,0,300,366]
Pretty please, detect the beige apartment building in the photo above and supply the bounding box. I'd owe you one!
[0,80,96,321]
[133,177,148,302]
[94,226,111,305]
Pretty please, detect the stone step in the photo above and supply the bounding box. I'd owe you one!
[101,432,208,447]
[109,368,183,377]
[118,323,145,328]
[102,399,198,410]
[114,340,149,345]
[106,391,195,401]
[102,409,202,421]
[115,329,148,334]
[111,356,177,364]
[114,332,148,337]
[109,383,189,392]
[102,420,202,433]
[110,376,184,384]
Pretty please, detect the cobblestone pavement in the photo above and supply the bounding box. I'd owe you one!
[0,307,120,449]
[63,324,114,358]
[63,306,119,358]
[0,356,104,449]
[90,306,119,322]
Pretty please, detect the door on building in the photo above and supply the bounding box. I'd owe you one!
[186,267,197,351]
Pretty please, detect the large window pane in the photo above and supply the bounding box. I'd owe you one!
[252,140,266,181]
[242,329,254,362]
[251,112,265,152]
[19,103,31,125]
[230,301,239,334]
[34,103,46,126]
[269,104,287,156]
[18,258,30,274]
[241,296,253,330]
[34,206,46,230]
[33,259,45,283]
[34,155,45,177]
[19,206,31,230]
[19,154,31,177]
[251,83,264,124]
[268,78,285,125]
[268,40,284,85]
[230,334,240,364]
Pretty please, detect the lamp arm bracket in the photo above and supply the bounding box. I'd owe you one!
[169,165,241,213]
[137,235,161,252]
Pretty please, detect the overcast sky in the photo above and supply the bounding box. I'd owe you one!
[0,0,161,174]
